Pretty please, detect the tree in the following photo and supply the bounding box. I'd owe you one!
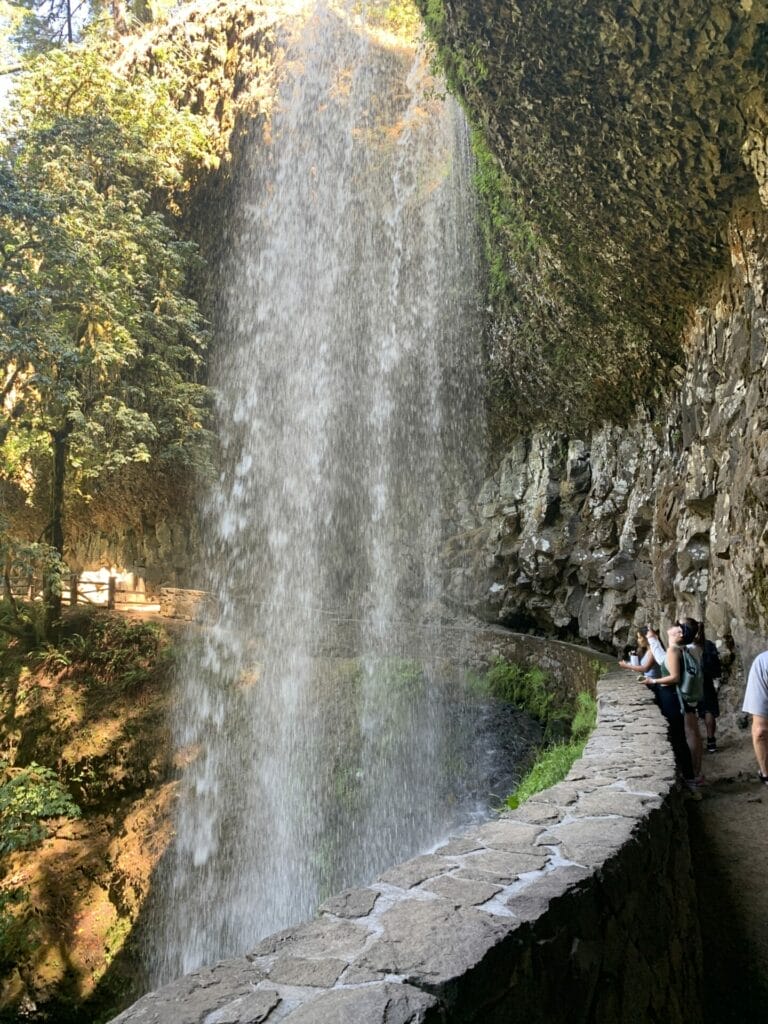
[2,0,177,60]
[1,41,214,635]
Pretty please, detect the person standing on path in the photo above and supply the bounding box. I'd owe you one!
[645,623,696,786]
[742,650,768,784]
[682,616,722,753]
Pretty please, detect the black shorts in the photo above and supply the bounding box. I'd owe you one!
[697,694,720,718]
[697,679,720,718]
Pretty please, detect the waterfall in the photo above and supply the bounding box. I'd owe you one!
[152,1,488,983]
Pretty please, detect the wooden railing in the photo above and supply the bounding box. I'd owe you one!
[6,573,149,610]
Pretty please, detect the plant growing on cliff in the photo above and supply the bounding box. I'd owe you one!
[471,656,570,739]
[35,613,168,689]
[0,760,80,855]
[0,40,215,635]
[506,691,596,809]
[0,760,81,974]
[469,658,597,808]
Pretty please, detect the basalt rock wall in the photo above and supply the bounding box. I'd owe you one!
[425,0,768,670]
[419,0,768,430]
[446,206,768,671]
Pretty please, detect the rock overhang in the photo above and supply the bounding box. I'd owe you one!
[418,0,768,428]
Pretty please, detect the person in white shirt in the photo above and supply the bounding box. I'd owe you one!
[742,650,768,785]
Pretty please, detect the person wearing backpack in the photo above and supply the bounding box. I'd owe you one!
[645,623,698,788]
[675,620,706,784]
[683,616,722,753]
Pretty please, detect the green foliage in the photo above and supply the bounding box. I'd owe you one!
[0,886,37,975]
[0,760,80,856]
[0,524,63,642]
[505,738,587,810]
[470,657,597,809]
[471,657,556,727]
[570,690,597,742]
[362,0,422,39]
[0,759,80,979]
[1,37,216,633]
[4,0,178,62]
[34,614,168,690]
[7,0,81,54]
[2,42,214,481]
[368,657,426,696]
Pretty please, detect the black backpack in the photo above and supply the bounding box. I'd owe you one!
[678,647,704,704]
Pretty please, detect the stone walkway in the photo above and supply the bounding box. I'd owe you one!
[686,714,768,1023]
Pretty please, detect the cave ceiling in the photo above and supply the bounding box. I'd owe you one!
[423,0,768,383]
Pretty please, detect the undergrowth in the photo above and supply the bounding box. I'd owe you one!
[0,761,81,973]
[33,614,170,692]
[471,657,597,809]
[0,610,173,993]
[506,691,597,809]
[470,656,571,741]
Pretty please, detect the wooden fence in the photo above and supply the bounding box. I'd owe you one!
[7,573,148,610]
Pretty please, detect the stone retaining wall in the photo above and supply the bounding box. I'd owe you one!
[111,667,702,1024]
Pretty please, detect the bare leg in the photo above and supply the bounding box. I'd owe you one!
[751,714,768,777]
[685,711,703,777]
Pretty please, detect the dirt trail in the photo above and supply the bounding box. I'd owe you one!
[687,712,768,1023]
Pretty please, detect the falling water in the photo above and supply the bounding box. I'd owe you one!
[152,1,495,983]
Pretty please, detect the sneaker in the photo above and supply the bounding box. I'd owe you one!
[759,773,768,786]
[684,779,703,801]
[707,738,717,753]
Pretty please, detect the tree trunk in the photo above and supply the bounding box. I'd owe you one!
[111,0,128,34]
[43,428,68,639]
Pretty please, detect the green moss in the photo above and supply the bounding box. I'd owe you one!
[415,0,688,436]
[470,658,597,808]
[103,916,132,969]
[470,128,539,300]
[750,562,768,626]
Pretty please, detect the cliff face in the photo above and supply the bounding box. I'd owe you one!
[449,207,768,665]
[425,1,768,666]
[420,0,768,429]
